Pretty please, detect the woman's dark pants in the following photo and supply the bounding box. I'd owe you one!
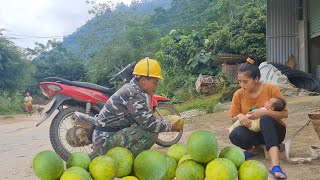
[229,115,286,150]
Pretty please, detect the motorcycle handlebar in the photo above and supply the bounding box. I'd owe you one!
[111,62,136,83]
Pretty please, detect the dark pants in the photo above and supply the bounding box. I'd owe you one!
[94,126,158,157]
[229,115,286,150]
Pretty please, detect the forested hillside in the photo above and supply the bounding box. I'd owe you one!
[61,0,172,59]
[0,0,267,114]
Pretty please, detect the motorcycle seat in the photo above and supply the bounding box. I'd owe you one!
[43,77,115,95]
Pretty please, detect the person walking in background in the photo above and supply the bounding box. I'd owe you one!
[24,92,33,116]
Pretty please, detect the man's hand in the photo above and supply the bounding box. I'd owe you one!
[171,120,182,132]
[169,115,184,132]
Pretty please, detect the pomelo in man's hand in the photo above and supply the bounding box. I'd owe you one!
[106,147,134,177]
[219,145,245,169]
[32,150,64,180]
[238,160,268,180]
[169,115,184,129]
[60,166,91,180]
[66,152,91,171]
[187,130,218,163]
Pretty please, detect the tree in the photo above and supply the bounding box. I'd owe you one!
[85,44,138,85]
[32,44,86,83]
[125,18,161,55]
[151,0,211,33]
[156,1,267,75]
[83,0,135,48]
[0,36,35,93]
[23,39,61,60]
[206,2,267,59]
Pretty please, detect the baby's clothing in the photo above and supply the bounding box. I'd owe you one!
[228,107,267,133]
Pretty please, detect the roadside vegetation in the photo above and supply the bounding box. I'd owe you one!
[0,0,266,115]
[0,92,24,115]
[175,95,222,113]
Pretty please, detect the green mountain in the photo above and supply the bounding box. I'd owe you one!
[60,0,171,59]
[30,0,267,102]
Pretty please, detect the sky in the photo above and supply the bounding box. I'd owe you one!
[0,0,132,48]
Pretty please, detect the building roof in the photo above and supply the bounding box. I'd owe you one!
[213,54,246,65]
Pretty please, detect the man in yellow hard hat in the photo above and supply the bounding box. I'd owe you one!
[92,58,183,156]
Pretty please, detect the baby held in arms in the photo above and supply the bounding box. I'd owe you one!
[228,97,287,133]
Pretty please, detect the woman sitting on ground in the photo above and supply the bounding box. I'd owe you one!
[228,55,288,180]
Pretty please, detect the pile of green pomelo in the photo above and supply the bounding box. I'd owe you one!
[32,130,268,180]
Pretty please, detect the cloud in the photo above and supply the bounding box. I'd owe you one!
[0,0,131,48]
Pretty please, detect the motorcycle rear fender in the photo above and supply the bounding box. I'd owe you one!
[36,94,71,127]
[152,95,170,107]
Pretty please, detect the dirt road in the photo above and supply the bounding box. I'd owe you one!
[1,96,320,179]
[0,114,53,180]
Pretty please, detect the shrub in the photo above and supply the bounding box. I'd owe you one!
[0,92,25,115]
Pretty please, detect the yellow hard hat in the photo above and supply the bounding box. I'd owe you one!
[133,58,164,80]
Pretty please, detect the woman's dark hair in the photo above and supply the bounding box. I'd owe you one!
[238,54,261,79]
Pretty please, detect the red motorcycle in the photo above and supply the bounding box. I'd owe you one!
[37,62,182,161]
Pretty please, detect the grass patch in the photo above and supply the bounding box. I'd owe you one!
[3,115,14,119]
[0,92,24,115]
[175,94,222,113]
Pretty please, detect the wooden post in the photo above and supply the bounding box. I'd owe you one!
[221,64,241,83]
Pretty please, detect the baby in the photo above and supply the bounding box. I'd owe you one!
[228,97,286,133]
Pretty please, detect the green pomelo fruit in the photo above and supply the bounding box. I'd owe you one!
[163,155,177,180]
[219,145,245,169]
[32,150,64,180]
[121,176,139,180]
[133,150,167,180]
[106,147,134,177]
[205,158,238,180]
[60,166,91,180]
[178,154,193,165]
[238,160,268,180]
[166,144,188,162]
[66,152,91,171]
[187,130,218,163]
[176,160,205,180]
[89,155,117,180]
[178,120,184,129]
[169,115,185,129]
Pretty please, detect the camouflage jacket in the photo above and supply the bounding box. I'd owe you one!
[95,78,172,133]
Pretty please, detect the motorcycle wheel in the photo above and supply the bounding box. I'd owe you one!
[154,103,183,147]
[49,106,98,161]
